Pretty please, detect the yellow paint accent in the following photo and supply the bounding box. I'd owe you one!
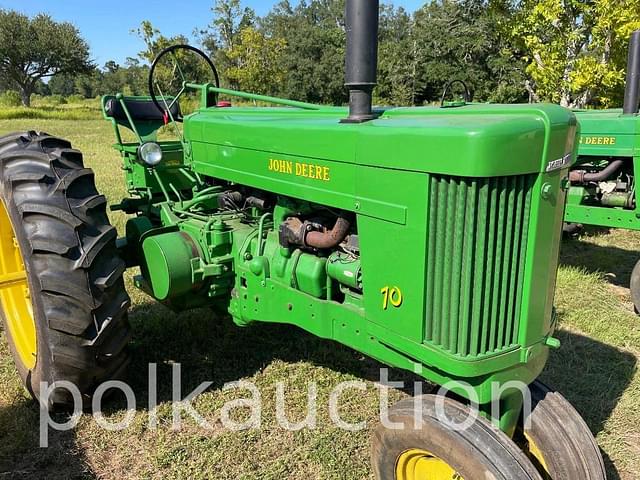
[524,431,551,478]
[579,135,616,146]
[268,158,330,181]
[381,286,389,309]
[390,287,403,307]
[0,199,36,369]
[381,286,403,310]
[395,448,463,480]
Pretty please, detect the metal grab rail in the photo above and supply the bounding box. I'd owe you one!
[185,82,322,111]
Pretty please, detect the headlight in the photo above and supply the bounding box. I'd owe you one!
[139,142,163,166]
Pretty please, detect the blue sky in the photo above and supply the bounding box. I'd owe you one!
[0,1,425,66]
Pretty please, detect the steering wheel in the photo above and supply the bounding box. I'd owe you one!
[148,44,220,117]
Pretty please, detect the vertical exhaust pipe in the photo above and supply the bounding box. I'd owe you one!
[343,0,380,123]
[623,30,640,115]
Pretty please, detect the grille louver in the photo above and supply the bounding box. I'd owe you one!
[425,174,536,357]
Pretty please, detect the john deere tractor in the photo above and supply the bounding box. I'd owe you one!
[0,1,606,478]
[565,30,640,312]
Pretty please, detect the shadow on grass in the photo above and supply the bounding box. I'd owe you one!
[119,302,427,411]
[2,298,633,479]
[540,327,636,480]
[0,397,95,479]
[560,229,639,288]
[116,301,635,479]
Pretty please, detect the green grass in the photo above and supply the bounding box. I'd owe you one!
[0,119,638,479]
[0,99,102,121]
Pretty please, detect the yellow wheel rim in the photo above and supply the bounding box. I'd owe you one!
[0,199,36,369]
[396,448,463,480]
[523,432,551,479]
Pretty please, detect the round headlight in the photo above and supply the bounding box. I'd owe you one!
[139,142,163,166]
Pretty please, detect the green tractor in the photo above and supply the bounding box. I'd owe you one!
[0,1,605,478]
[565,30,640,310]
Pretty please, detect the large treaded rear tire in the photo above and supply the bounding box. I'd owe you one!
[0,131,131,408]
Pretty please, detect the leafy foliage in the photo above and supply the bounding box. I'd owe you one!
[412,0,527,104]
[376,5,415,105]
[514,0,640,107]
[226,27,287,95]
[260,1,348,105]
[0,10,92,106]
[200,0,257,89]
[3,1,640,109]
[0,90,22,108]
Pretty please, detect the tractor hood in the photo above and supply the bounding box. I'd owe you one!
[185,102,576,178]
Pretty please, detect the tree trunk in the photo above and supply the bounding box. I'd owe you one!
[19,86,32,107]
[525,80,539,103]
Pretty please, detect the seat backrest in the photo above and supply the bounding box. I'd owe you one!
[102,95,182,144]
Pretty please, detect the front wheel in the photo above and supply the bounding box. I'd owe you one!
[0,131,131,408]
[517,380,606,479]
[372,395,542,480]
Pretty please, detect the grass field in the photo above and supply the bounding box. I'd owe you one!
[0,119,638,479]
[0,98,102,121]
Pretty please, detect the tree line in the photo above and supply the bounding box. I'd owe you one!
[1,0,639,108]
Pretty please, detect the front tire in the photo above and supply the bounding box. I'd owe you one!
[517,380,606,479]
[372,394,542,480]
[0,131,131,408]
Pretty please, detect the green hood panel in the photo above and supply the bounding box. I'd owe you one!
[186,103,576,177]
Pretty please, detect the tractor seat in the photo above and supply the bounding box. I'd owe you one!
[104,97,182,122]
[102,95,183,144]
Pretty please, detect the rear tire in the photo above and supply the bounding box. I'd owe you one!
[0,131,131,408]
[372,394,542,480]
[517,380,606,479]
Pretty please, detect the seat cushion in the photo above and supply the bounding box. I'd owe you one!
[105,97,182,122]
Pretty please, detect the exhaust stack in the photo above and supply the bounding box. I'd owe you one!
[623,30,640,115]
[343,0,380,123]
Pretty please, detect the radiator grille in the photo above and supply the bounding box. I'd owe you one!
[425,174,536,357]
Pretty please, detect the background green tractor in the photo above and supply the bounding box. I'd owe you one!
[565,30,640,311]
[0,1,607,478]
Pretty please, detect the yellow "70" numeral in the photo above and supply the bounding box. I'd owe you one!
[381,286,403,310]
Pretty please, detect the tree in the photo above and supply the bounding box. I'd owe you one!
[226,27,287,94]
[514,0,640,107]
[135,20,190,63]
[48,73,77,96]
[261,0,347,104]
[199,0,256,88]
[75,72,99,98]
[411,0,527,105]
[210,0,256,51]
[377,5,415,105]
[135,21,219,100]
[0,10,92,106]
[482,0,529,103]
[122,58,151,96]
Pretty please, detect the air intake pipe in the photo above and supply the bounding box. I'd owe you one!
[623,30,640,115]
[343,0,380,123]
[569,158,625,183]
